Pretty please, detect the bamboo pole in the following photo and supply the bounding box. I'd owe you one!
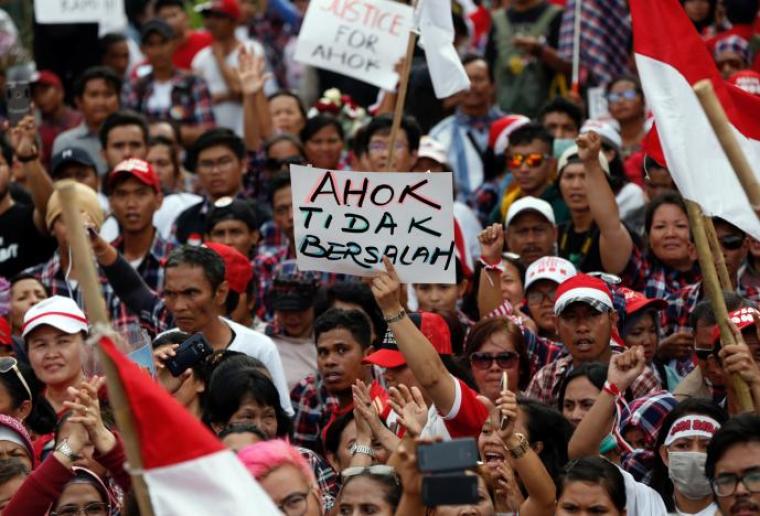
[693,79,760,221]
[571,0,582,93]
[686,200,753,412]
[57,183,155,516]
[703,215,733,291]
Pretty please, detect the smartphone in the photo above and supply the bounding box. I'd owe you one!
[421,473,479,506]
[6,82,31,126]
[165,333,213,377]
[417,438,479,473]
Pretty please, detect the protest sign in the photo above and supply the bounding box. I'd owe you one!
[291,165,456,284]
[293,0,414,90]
[35,0,125,24]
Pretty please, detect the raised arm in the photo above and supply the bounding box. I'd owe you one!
[238,45,273,151]
[371,257,457,414]
[576,131,633,274]
[477,223,507,318]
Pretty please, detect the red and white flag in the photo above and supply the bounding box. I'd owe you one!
[99,337,279,516]
[632,0,760,239]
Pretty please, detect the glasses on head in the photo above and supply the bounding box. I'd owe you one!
[606,89,639,103]
[51,502,109,516]
[342,464,397,480]
[276,491,310,516]
[0,357,32,401]
[469,351,519,370]
[712,467,760,497]
[506,152,550,170]
[526,289,556,305]
[719,234,745,250]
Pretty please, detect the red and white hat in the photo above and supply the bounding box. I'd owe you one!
[488,115,530,156]
[525,256,576,290]
[108,159,161,194]
[729,70,760,97]
[554,273,614,315]
[21,295,88,339]
[620,288,667,315]
[711,306,760,345]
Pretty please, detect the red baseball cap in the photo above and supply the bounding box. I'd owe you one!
[363,312,452,369]
[711,306,759,345]
[204,242,253,294]
[620,288,667,315]
[32,70,63,90]
[196,0,241,20]
[0,318,11,346]
[107,159,161,194]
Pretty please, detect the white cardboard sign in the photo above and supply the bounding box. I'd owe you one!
[35,0,125,24]
[293,0,414,90]
[291,165,456,284]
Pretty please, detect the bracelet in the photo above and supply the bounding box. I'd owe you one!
[17,153,38,163]
[383,309,406,324]
[506,432,529,459]
[603,381,622,398]
[479,257,504,273]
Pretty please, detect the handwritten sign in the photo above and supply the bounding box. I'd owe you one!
[291,166,456,284]
[293,0,414,90]
[35,0,125,24]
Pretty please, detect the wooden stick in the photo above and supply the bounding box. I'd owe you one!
[703,215,733,291]
[571,0,582,92]
[693,80,760,221]
[686,200,753,412]
[384,18,418,171]
[57,183,155,516]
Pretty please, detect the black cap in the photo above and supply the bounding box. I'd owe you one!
[271,270,320,312]
[206,197,260,232]
[141,19,175,44]
[50,147,96,177]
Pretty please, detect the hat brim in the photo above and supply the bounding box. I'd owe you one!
[363,349,406,369]
[22,315,88,339]
[273,297,314,312]
[625,298,668,315]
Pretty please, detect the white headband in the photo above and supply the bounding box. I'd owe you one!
[0,427,27,452]
[664,415,721,447]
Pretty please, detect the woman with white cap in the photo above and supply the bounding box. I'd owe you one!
[21,296,88,414]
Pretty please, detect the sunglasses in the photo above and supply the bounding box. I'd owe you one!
[606,89,639,103]
[469,351,519,370]
[695,348,714,360]
[0,357,31,401]
[506,152,550,169]
[342,465,398,481]
[719,234,745,250]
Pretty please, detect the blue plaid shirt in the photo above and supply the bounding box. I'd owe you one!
[111,231,173,295]
[121,70,215,126]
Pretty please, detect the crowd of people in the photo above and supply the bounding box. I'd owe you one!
[0,0,759,514]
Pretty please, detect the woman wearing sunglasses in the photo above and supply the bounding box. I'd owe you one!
[0,355,56,437]
[605,76,647,161]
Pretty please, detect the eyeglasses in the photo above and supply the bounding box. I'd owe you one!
[526,288,556,305]
[368,141,408,154]
[197,156,237,171]
[712,467,760,497]
[695,348,714,360]
[342,464,397,480]
[51,502,109,516]
[506,152,550,169]
[606,89,639,103]
[719,234,745,250]
[276,491,310,516]
[0,357,32,401]
[469,351,519,370]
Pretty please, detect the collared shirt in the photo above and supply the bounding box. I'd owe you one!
[621,248,702,301]
[51,122,108,175]
[110,230,173,294]
[121,69,215,127]
[525,349,661,405]
[289,374,342,455]
[298,447,338,513]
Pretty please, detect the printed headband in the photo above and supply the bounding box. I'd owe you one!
[664,414,721,447]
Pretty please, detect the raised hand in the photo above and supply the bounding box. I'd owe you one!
[237,45,272,96]
[495,389,518,441]
[576,131,602,163]
[8,115,38,159]
[388,384,428,438]
[608,346,646,392]
[63,376,116,454]
[478,223,505,265]
[371,256,403,315]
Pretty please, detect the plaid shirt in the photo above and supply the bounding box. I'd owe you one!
[298,446,338,513]
[121,69,215,126]
[110,231,173,295]
[24,252,141,336]
[258,221,288,250]
[524,348,661,405]
[290,374,342,455]
[621,248,701,301]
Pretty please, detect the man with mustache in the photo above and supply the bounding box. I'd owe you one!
[504,196,558,267]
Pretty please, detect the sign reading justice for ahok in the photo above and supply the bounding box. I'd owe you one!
[291,166,456,284]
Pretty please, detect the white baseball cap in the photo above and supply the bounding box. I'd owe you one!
[505,196,556,227]
[580,119,622,151]
[524,256,577,290]
[417,136,448,166]
[557,143,610,176]
[22,295,88,339]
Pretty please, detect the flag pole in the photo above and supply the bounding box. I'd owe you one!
[571,0,582,93]
[685,200,754,412]
[384,0,420,171]
[693,79,760,221]
[703,215,734,291]
[57,183,156,516]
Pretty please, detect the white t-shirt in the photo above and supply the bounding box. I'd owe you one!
[146,81,172,112]
[618,466,668,515]
[671,501,719,516]
[223,317,294,416]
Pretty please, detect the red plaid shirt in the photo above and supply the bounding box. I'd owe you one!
[524,348,661,405]
[621,247,701,300]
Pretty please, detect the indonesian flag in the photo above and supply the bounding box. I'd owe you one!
[632,0,760,240]
[99,337,279,516]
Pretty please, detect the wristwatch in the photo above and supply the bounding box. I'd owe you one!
[349,443,375,458]
[55,439,82,462]
[507,433,530,459]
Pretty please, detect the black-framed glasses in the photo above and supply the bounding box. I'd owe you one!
[0,357,32,401]
[712,467,760,497]
[276,491,310,516]
[719,234,745,250]
[469,351,519,370]
[342,464,397,480]
[50,502,109,516]
[526,288,557,305]
[264,156,306,171]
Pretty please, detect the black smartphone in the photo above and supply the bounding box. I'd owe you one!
[6,82,31,126]
[421,473,479,506]
[165,333,213,377]
[417,438,479,473]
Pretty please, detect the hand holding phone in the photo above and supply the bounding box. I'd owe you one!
[165,334,213,377]
[6,82,31,127]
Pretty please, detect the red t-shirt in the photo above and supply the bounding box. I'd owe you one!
[174,30,213,71]
[440,377,490,438]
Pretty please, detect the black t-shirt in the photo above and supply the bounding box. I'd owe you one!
[0,203,56,279]
[557,222,603,273]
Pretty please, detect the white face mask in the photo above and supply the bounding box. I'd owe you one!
[668,451,713,500]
